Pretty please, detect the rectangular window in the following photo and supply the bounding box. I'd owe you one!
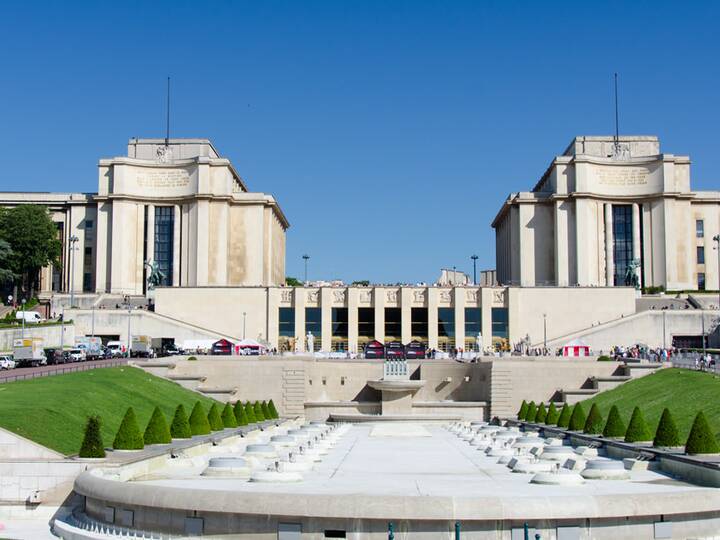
[696,219,704,238]
[698,273,706,291]
[358,308,374,338]
[279,308,295,337]
[305,308,321,347]
[331,308,348,338]
[492,307,509,340]
[464,307,481,335]
[612,205,633,286]
[411,307,428,340]
[384,308,401,340]
[84,246,92,256]
[437,307,455,351]
[154,206,174,286]
[697,246,705,265]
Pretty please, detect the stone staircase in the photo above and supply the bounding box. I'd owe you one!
[560,362,663,405]
[282,366,305,417]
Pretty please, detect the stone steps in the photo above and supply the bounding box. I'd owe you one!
[282,367,305,416]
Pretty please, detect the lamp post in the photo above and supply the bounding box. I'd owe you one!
[243,311,247,340]
[68,235,79,308]
[21,298,26,340]
[302,254,310,284]
[471,255,478,285]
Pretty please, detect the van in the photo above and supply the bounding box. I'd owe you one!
[106,341,126,357]
[15,311,43,323]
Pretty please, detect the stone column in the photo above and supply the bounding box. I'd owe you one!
[554,201,569,286]
[480,288,493,353]
[173,205,181,286]
[400,288,412,345]
[320,288,332,352]
[427,288,439,350]
[632,203,642,286]
[95,202,109,293]
[145,205,155,266]
[293,288,306,352]
[348,288,359,354]
[373,287,385,343]
[453,287,466,351]
[194,200,210,286]
[604,203,614,286]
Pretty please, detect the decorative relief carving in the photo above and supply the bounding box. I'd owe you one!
[281,290,292,303]
[386,290,398,302]
[333,290,346,303]
[439,290,451,302]
[307,290,319,303]
[493,290,505,304]
[413,290,426,303]
[359,291,372,303]
[466,290,478,302]
[155,145,173,163]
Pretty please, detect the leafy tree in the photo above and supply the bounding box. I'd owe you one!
[234,401,249,426]
[170,404,192,439]
[268,399,279,419]
[253,401,266,422]
[261,401,271,420]
[79,415,105,458]
[244,401,257,423]
[685,411,720,454]
[351,280,370,286]
[525,401,537,422]
[189,402,211,435]
[583,403,604,435]
[517,400,528,420]
[113,407,144,450]
[0,239,15,285]
[545,403,559,425]
[568,403,586,431]
[624,406,652,443]
[556,404,572,428]
[602,405,626,438]
[221,403,238,428]
[653,408,680,448]
[0,205,61,297]
[535,403,547,423]
[285,276,302,286]
[143,406,171,445]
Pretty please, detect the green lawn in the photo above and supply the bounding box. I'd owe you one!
[0,366,221,455]
[579,368,720,441]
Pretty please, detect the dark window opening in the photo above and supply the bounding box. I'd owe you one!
[385,308,401,339]
[612,205,633,286]
[358,308,374,338]
[324,530,346,538]
[411,307,428,341]
[154,206,174,286]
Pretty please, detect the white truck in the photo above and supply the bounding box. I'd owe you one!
[75,336,103,360]
[13,338,47,367]
[106,341,126,358]
[15,311,43,323]
[130,335,155,358]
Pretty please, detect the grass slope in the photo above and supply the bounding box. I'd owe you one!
[579,368,720,442]
[0,366,220,455]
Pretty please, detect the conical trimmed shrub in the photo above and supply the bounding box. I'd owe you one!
[245,401,257,423]
[234,401,249,426]
[602,405,626,438]
[625,406,652,443]
[144,406,171,445]
[517,400,529,420]
[535,403,547,424]
[556,404,571,428]
[685,411,720,455]
[268,399,279,419]
[583,403,604,435]
[189,402,211,435]
[207,403,224,431]
[113,407,144,450]
[545,403,559,425]
[653,408,680,448]
[568,403,586,431]
[79,415,105,458]
[261,401,271,420]
[525,401,538,422]
[170,404,192,439]
[221,403,238,428]
[253,401,265,422]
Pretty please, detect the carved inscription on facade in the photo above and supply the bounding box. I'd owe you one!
[136,169,190,189]
[597,167,649,186]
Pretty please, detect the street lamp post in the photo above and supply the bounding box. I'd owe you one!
[302,254,310,284]
[471,255,478,285]
[68,235,79,308]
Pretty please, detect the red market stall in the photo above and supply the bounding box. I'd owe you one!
[562,338,590,357]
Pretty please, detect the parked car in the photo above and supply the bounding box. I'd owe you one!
[0,355,16,370]
[44,348,67,365]
[68,348,86,362]
[106,341,126,357]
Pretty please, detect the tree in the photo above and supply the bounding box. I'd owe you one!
[245,401,257,423]
[351,280,370,286]
[285,276,302,286]
[261,401,271,420]
[113,407,144,450]
[583,403,604,435]
[234,401,249,426]
[624,406,652,443]
[254,401,266,422]
[517,400,528,420]
[170,404,192,439]
[144,406,171,445]
[545,403,559,425]
[0,239,16,285]
[525,401,538,422]
[79,415,105,458]
[653,408,681,448]
[189,402,211,435]
[535,403,547,424]
[268,399,279,419]
[602,405,626,438]
[0,205,61,297]
[685,411,720,454]
[221,403,238,428]
[568,403,586,431]
[556,404,572,428]
[207,403,224,431]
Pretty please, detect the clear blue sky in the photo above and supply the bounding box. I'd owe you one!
[1,1,718,284]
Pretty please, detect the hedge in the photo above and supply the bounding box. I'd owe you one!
[517,400,528,420]
[653,408,680,448]
[221,403,238,428]
[685,411,720,455]
[253,401,265,422]
[535,403,547,424]
[268,399,279,419]
[568,403,586,431]
[525,401,538,423]
[556,404,571,428]
[170,404,192,439]
[234,401,249,426]
[583,403,604,435]
[245,401,257,423]
[207,403,224,431]
[545,402,559,425]
[112,407,144,450]
[79,415,105,458]
[189,402,211,435]
[602,405,626,438]
[143,406,171,445]
[624,406,652,443]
